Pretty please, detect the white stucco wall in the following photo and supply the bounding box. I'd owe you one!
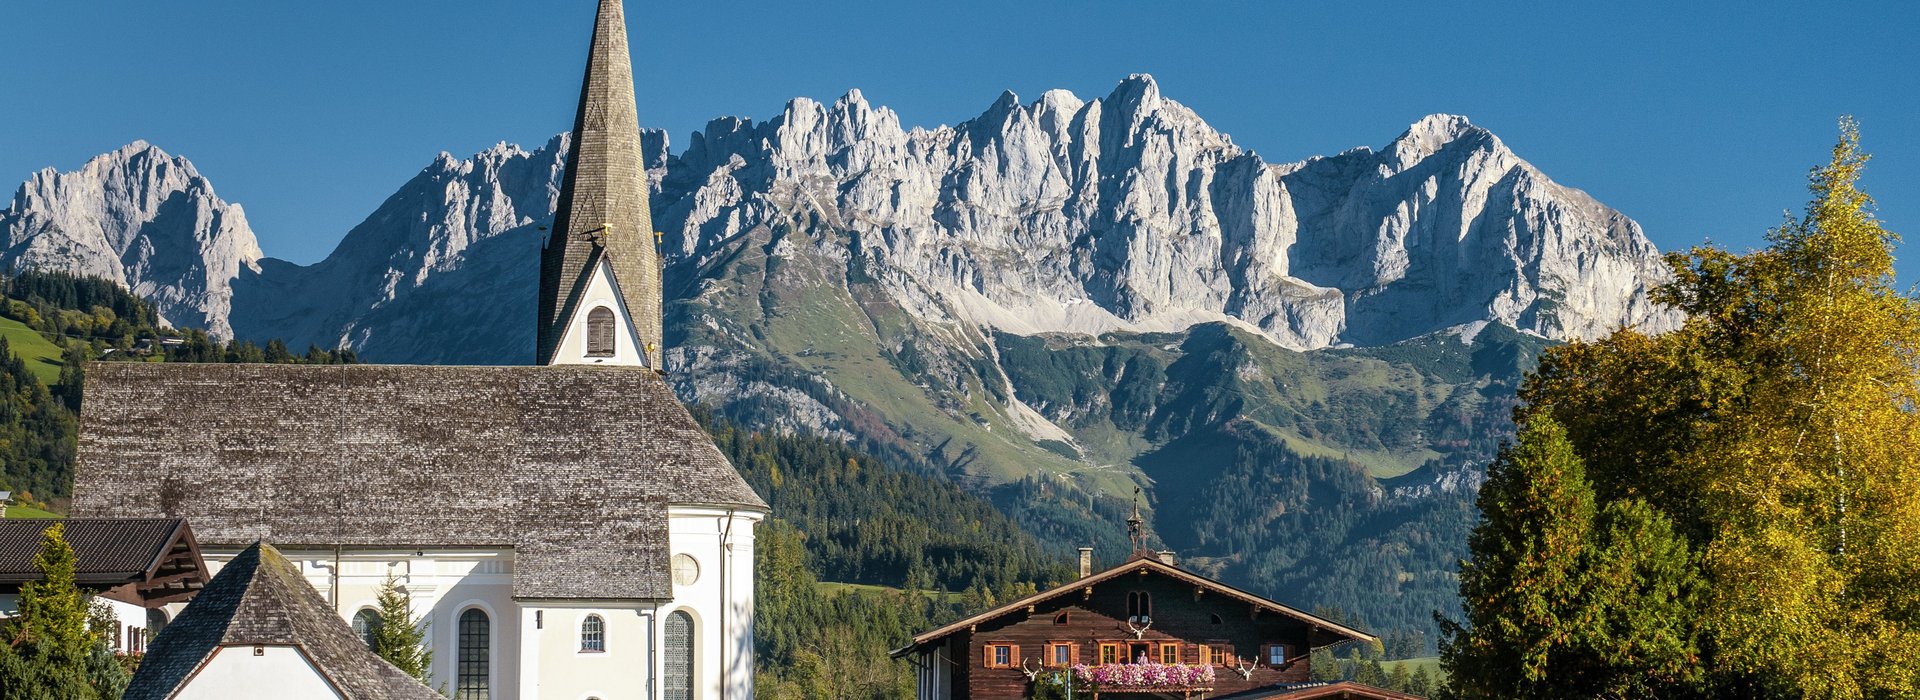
[666,505,764,700]
[175,645,343,700]
[193,548,519,697]
[518,602,653,699]
[550,259,650,367]
[181,514,763,700]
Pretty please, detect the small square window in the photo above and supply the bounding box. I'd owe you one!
[1052,644,1072,667]
[1267,644,1287,665]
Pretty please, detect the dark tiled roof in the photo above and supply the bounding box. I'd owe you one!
[0,518,184,585]
[125,542,441,700]
[71,362,765,599]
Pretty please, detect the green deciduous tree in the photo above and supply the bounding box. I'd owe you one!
[1480,120,1920,699]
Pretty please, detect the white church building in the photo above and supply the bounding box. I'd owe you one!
[73,2,770,698]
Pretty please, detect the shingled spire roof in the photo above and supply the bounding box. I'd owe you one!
[538,0,662,365]
[126,542,441,700]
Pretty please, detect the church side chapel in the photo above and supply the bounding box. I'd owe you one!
[70,2,769,699]
[893,506,1418,700]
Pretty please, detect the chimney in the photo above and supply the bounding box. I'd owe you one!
[1157,550,1177,567]
[1078,547,1094,578]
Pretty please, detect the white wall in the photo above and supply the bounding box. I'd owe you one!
[665,505,764,700]
[175,645,344,700]
[195,548,519,697]
[550,259,650,367]
[518,602,654,699]
[4,593,153,655]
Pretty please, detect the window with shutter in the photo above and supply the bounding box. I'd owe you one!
[585,306,616,357]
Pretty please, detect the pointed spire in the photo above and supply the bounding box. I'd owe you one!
[538,0,662,366]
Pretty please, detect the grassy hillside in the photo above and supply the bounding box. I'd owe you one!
[0,316,64,385]
[3,504,61,519]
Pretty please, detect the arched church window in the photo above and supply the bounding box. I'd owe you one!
[664,611,695,700]
[586,306,616,358]
[352,608,382,649]
[457,608,491,699]
[147,608,170,638]
[581,614,605,653]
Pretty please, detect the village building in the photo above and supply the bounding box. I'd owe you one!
[0,517,208,656]
[69,2,769,698]
[892,510,1417,700]
[126,541,441,700]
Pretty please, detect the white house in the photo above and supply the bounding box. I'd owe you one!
[0,517,209,657]
[72,2,770,698]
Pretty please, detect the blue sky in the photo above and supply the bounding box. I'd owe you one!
[3,1,1916,275]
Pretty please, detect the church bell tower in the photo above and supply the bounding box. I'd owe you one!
[537,0,662,367]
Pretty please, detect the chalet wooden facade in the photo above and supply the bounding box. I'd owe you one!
[893,550,1416,700]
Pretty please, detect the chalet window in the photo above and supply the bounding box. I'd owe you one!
[664,611,695,700]
[1048,642,1077,667]
[1198,642,1230,666]
[1209,613,1223,625]
[1126,591,1152,623]
[147,608,170,637]
[1266,643,1289,666]
[1053,611,1069,625]
[984,643,1018,669]
[353,609,382,649]
[585,306,616,358]
[1099,642,1121,665]
[457,608,491,699]
[1159,643,1180,664]
[581,614,605,653]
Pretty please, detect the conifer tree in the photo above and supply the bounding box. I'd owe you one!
[0,523,105,699]
[369,576,432,683]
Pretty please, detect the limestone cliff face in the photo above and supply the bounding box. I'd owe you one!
[0,142,263,336]
[3,75,1674,356]
[651,77,1676,351]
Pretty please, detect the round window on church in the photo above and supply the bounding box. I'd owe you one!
[671,554,700,586]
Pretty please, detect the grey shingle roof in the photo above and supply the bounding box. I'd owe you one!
[0,518,183,585]
[125,541,442,700]
[538,0,662,365]
[71,362,765,599]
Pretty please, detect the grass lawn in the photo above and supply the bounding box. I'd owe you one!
[0,316,64,385]
[4,504,62,519]
[1384,656,1445,680]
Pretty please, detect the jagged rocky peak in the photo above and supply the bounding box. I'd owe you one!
[1,140,263,336]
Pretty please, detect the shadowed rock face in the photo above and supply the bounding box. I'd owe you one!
[1,75,1674,357]
[0,142,263,336]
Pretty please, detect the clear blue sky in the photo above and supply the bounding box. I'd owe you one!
[3,1,1916,275]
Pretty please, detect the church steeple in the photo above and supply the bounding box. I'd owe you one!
[538,0,662,367]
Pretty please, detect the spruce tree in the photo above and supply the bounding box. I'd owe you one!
[0,523,103,700]
[369,576,432,683]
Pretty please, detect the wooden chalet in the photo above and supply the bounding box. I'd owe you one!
[0,518,209,654]
[893,510,1415,700]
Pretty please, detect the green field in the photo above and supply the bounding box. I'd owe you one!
[4,504,62,519]
[0,316,64,385]
[1384,656,1445,681]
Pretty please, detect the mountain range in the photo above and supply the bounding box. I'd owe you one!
[0,74,1678,640]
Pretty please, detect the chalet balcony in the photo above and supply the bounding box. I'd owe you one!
[1068,661,1219,699]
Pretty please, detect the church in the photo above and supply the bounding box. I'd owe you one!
[70,2,768,699]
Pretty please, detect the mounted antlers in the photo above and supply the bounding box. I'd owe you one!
[1021,657,1042,681]
[1125,616,1153,639]
[1229,656,1258,680]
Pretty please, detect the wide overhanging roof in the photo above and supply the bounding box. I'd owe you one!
[894,555,1375,657]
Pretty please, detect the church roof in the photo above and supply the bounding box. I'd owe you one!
[125,541,442,700]
[538,0,662,364]
[71,362,765,600]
